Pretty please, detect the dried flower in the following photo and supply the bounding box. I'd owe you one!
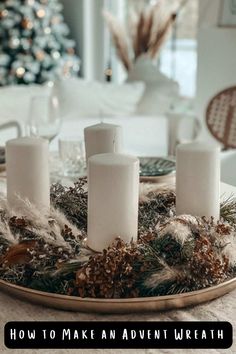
[103,0,178,70]
[75,238,149,298]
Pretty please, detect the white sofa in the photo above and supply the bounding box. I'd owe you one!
[0,77,204,158]
[0,78,178,156]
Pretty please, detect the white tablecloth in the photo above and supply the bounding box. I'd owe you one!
[0,182,235,354]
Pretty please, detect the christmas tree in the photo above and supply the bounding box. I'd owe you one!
[0,0,80,86]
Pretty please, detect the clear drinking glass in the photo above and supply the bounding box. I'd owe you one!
[27,95,61,142]
[59,137,85,177]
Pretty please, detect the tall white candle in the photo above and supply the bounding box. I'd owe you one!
[87,153,139,252]
[6,137,50,210]
[84,123,123,162]
[176,142,220,219]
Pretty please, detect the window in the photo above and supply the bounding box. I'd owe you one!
[159,0,198,97]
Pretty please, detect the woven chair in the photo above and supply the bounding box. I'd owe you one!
[206,86,236,149]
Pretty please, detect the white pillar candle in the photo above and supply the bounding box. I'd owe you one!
[84,123,123,162]
[6,137,50,210]
[176,142,220,219]
[87,153,139,252]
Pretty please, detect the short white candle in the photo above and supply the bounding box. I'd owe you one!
[6,137,50,210]
[84,123,123,162]
[176,142,220,219]
[87,153,139,252]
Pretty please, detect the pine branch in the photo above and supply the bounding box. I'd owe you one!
[220,195,236,225]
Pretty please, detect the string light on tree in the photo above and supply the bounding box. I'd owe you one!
[21,18,33,30]
[37,8,46,18]
[35,50,45,61]
[9,37,20,49]
[0,9,8,18]
[52,51,60,60]
[0,0,80,86]
[16,67,25,78]
[44,27,51,34]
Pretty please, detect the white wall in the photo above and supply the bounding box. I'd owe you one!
[196,0,236,142]
[198,0,221,27]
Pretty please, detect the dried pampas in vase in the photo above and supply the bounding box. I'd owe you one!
[103,10,132,71]
[103,0,185,71]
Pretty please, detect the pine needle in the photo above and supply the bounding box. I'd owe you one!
[220,195,236,225]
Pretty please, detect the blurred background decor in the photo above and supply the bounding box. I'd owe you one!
[0,0,80,86]
[0,0,236,184]
[26,93,61,142]
[219,0,236,27]
[103,2,177,71]
[103,1,182,115]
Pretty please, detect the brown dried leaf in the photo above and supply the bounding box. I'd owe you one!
[1,241,36,266]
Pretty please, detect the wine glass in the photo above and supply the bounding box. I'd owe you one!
[27,95,61,143]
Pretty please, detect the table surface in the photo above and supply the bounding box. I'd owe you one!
[0,182,235,354]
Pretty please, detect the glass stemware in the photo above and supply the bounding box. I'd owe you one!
[59,136,85,177]
[27,94,61,143]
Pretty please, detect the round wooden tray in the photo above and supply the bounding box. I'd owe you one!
[0,277,236,313]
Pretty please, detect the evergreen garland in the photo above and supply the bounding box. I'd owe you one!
[0,178,235,299]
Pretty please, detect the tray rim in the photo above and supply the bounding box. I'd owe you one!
[0,276,236,313]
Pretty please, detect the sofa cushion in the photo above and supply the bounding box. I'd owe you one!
[55,78,145,119]
[0,79,145,125]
